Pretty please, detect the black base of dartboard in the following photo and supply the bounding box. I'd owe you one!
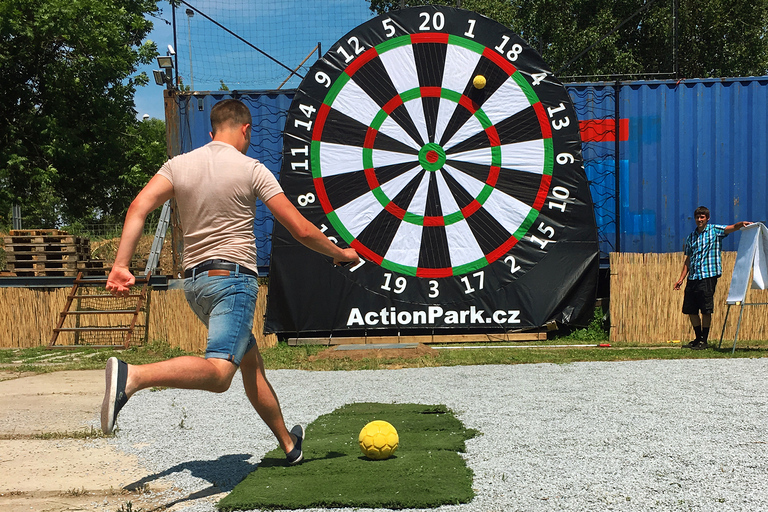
[265,5,599,337]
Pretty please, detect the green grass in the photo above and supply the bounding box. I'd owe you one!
[555,306,610,342]
[1,330,766,375]
[0,339,190,374]
[218,403,477,511]
[258,339,768,371]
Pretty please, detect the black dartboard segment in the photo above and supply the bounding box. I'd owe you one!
[268,6,598,334]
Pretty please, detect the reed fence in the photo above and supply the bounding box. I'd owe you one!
[610,252,768,343]
[3,253,766,349]
[0,282,277,351]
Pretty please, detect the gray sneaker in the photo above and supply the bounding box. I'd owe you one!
[286,424,304,465]
[101,357,129,434]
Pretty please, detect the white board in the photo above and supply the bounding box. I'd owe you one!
[726,223,768,304]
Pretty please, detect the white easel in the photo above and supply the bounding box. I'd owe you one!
[718,223,768,353]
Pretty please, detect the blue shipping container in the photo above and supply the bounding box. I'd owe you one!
[570,77,768,256]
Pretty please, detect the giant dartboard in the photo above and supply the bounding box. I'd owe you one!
[265,6,599,335]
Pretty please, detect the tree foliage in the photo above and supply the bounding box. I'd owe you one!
[0,0,165,229]
[367,0,768,79]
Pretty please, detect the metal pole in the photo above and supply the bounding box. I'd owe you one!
[718,304,731,349]
[11,204,21,230]
[186,8,194,90]
[172,3,179,87]
[614,80,621,253]
[672,0,679,78]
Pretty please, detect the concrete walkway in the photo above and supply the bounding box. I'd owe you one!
[0,370,176,512]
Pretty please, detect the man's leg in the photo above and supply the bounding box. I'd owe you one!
[102,356,238,434]
[239,343,296,454]
[689,313,703,339]
[124,356,238,397]
[683,313,702,348]
[682,280,702,348]
[697,277,717,347]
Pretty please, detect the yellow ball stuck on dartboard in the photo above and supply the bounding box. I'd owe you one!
[359,420,399,460]
[473,75,486,89]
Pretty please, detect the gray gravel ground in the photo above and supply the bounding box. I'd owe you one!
[108,358,768,512]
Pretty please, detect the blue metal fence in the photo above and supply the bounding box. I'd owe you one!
[172,77,768,273]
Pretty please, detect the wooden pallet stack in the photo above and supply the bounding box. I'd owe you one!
[3,229,107,277]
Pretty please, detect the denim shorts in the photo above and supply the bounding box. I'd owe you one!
[183,271,259,365]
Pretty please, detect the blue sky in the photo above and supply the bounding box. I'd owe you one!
[133,1,374,120]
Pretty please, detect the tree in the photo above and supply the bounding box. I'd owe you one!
[366,0,768,79]
[0,0,162,229]
[121,118,168,204]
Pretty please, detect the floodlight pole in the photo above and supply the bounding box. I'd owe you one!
[672,0,679,78]
[615,79,621,253]
[172,2,179,87]
[186,8,194,90]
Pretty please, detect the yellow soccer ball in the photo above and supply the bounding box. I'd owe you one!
[358,420,399,460]
[473,74,486,89]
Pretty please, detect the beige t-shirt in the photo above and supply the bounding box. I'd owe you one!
[156,141,283,273]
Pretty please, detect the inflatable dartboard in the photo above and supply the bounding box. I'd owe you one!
[266,5,598,335]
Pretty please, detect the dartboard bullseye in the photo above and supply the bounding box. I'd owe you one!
[267,5,598,334]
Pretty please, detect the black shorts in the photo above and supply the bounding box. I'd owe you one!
[682,276,719,315]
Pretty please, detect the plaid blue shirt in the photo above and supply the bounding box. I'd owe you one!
[684,224,727,280]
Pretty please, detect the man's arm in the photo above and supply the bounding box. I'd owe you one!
[674,255,690,290]
[106,175,174,296]
[724,221,753,235]
[265,193,359,265]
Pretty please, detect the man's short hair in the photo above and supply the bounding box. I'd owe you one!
[694,206,710,219]
[210,99,252,135]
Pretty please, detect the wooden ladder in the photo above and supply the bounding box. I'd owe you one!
[49,273,151,349]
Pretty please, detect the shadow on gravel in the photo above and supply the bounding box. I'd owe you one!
[124,453,257,493]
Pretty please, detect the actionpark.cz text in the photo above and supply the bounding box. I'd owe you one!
[347,305,521,326]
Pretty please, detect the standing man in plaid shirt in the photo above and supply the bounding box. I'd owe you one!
[674,206,752,349]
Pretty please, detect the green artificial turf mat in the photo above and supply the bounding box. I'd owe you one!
[218,402,478,510]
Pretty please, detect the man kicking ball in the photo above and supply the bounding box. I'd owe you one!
[102,99,358,465]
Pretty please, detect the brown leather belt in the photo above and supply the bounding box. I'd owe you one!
[184,259,258,279]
